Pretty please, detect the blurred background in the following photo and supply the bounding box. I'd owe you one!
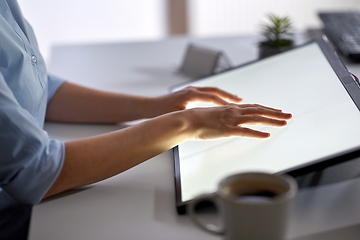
[18,0,360,64]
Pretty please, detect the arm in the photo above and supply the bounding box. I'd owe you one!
[0,73,64,205]
[44,104,291,198]
[46,82,154,123]
[45,82,242,123]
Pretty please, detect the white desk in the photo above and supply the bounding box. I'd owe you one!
[28,34,360,240]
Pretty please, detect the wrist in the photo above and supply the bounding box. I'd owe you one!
[156,109,195,145]
[171,108,200,141]
[139,97,158,119]
[135,97,158,119]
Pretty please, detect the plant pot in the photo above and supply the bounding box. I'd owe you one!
[258,44,294,59]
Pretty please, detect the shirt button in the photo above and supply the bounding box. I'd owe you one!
[31,55,37,63]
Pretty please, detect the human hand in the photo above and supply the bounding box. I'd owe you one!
[146,86,242,118]
[183,103,292,141]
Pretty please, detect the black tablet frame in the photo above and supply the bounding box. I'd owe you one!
[172,37,360,214]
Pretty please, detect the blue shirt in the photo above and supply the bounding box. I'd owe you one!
[0,0,65,215]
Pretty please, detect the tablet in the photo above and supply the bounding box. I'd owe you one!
[172,37,360,214]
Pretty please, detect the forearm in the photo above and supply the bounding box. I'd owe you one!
[46,82,154,123]
[44,111,191,198]
[44,104,292,199]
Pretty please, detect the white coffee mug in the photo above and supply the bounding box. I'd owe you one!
[188,172,298,240]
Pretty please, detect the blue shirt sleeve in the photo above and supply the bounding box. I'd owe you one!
[0,72,64,205]
[47,74,65,104]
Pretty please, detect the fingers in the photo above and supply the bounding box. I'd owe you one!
[239,106,292,120]
[189,86,242,103]
[229,126,271,139]
[236,115,287,127]
[191,92,231,106]
[187,103,292,141]
[222,104,292,135]
[237,104,283,112]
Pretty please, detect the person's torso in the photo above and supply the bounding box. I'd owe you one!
[0,0,48,128]
[0,0,49,212]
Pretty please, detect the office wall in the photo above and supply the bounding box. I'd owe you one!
[17,0,360,63]
[18,0,167,63]
[188,0,360,36]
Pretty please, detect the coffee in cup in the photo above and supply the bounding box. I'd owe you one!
[188,172,298,240]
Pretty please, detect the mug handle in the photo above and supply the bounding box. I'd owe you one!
[188,193,225,236]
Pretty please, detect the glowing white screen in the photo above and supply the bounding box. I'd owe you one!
[174,43,360,202]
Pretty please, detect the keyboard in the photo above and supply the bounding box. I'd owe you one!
[319,12,360,62]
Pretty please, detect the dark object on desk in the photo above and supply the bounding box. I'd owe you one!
[179,44,232,79]
[319,11,360,62]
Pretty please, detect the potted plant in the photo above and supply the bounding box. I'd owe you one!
[258,14,294,59]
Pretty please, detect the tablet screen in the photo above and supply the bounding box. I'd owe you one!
[172,42,360,203]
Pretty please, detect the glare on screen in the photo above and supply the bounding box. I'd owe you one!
[173,43,360,202]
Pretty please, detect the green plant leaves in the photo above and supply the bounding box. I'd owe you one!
[259,13,294,47]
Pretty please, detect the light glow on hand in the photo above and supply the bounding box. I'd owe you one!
[185,101,217,109]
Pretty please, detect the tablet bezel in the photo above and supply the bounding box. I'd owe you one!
[172,37,360,214]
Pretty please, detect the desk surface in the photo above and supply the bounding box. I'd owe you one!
[29,34,360,240]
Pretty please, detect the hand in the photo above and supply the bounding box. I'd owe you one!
[184,103,292,140]
[146,86,242,117]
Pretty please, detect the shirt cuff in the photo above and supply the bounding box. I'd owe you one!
[47,74,66,104]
